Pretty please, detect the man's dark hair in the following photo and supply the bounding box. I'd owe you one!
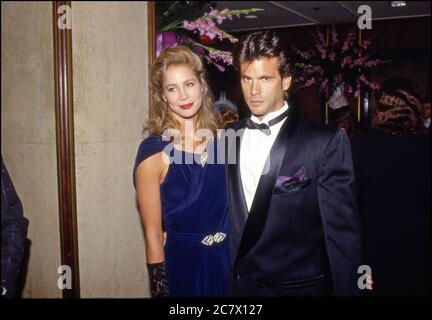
[329,106,359,139]
[232,30,292,78]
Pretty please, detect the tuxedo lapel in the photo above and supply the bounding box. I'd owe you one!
[234,106,300,269]
[226,120,249,263]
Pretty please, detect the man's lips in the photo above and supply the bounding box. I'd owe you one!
[249,100,263,106]
[179,102,193,110]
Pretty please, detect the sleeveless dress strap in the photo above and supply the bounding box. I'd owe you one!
[133,134,169,188]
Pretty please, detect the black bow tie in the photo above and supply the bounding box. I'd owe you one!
[245,109,289,136]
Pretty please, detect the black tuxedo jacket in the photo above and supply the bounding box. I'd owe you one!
[223,106,363,296]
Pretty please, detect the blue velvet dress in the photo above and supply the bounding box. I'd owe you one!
[133,134,229,297]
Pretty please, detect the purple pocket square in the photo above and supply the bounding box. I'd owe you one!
[276,166,309,188]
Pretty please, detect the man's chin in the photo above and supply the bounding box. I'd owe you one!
[249,109,265,118]
[247,104,262,114]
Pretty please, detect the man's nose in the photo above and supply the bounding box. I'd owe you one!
[250,80,261,95]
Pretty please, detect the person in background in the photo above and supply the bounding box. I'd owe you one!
[328,85,359,139]
[421,97,430,134]
[1,154,29,298]
[351,76,431,295]
[328,106,359,139]
[214,89,240,127]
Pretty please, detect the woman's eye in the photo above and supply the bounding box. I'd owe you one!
[186,82,194,87]
[167,87,176,92]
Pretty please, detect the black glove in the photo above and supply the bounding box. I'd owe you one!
[146,261,169,298]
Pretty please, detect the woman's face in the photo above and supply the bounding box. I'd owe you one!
[162,64,203,123]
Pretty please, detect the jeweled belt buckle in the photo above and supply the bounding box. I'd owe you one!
[201,232,226,246]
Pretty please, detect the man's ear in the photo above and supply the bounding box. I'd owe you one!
[282,76,292,91]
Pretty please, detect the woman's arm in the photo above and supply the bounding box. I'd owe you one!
[135,151,169,297]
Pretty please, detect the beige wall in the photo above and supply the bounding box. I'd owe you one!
[72,2,149,297]
[1,1,150,297]
[1,1,61,298]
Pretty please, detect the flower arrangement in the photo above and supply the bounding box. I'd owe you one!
[156,1,264,72]
[292,25,381,99]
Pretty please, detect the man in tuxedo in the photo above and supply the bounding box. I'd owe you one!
[224,30,363,296]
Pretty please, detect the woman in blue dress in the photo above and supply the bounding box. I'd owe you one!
[133,46,229,297]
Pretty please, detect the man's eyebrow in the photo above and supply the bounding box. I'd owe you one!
[240,75,274,79]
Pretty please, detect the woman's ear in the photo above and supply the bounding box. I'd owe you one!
[162,95,167,102]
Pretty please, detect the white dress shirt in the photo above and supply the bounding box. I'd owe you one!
[240,101,289,212]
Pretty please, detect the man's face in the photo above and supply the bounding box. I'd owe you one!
[240,57,291,120]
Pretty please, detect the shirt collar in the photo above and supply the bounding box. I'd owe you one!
[250,101,289,125]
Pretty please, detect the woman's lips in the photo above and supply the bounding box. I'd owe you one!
[179,102,193,110]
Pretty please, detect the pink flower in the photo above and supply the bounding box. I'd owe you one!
[361,40,371,49]
[209,49,232,65]
[207,7,219,17]
[365,59,379,67]
[162,5,266,72]
[341,29,356,53]
[342,56,353,66]
[354,83,361,97]
[204,55,225,72]
[214,63,225,72]
[371,82,380,90]
[331,25,339,44]
[316,29,326,46]
[315,43,326,55]
[292,25,381,97]
[183,17,233,43]
[320,78,329,91]
[359,74,366,82]
[353,57,365,66]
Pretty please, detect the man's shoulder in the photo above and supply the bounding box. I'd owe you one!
[296,118,339,141]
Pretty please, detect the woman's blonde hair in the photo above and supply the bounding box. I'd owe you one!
[146,46,219,138]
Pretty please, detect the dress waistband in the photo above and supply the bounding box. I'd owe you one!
[167,231,227,246]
